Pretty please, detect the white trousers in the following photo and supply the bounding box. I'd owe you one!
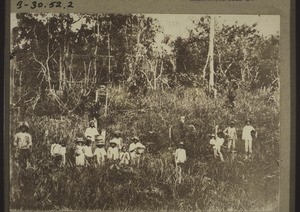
[227,139,236,150]
[213,146,224,161]
[244,139,253,154]
[76,155,85,166]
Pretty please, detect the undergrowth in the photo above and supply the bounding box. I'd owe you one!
[10,87,279,211]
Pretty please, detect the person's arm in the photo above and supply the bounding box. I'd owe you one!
[95,128,100,137]
[28,134,33,148]
[234,128,237,140]
[242,127,245,140]
[174,149,178,165]
[223,127,228,136]
[120,138,123,149]
[13,134,18,147]
[129,144,135,153]
[107,148,111,159]
[103,151,107,162]
[215,125,219,135]
[93,149,97,156]
[84,129,89,138]
[61,148,66,165]
[96,154,100,164]
[50,144,55,156]
[252,126,257,137]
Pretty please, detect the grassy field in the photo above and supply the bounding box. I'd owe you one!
[10,87,279,211]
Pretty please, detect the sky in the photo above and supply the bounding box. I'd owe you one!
[145,14,279,43]
[149,14,280,37]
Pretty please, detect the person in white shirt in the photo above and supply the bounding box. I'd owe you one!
[215,131,225,162]
[119,146,130,166]
[135,140,146,167]
[107,140,119,161]
[50,139,66,167]
[94,135,107,166]
[174,142,186,184]
[129,136,139,166]
[107,140,120,170]
[14,122,32,169]
[242,119,257,159]
[209,134,218,158]
[109,130,123,152]
[175,142,187,165]
[75,137,85,166]
[223,121,238,152]
[83,138,94,166]
[84,120,99,142]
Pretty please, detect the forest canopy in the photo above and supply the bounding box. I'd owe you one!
[10,14,279,116]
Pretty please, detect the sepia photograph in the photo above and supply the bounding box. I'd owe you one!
[9,13,280,211]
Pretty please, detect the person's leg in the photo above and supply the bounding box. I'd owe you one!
[217,148,224,161]
[232,139,236,150]
[249,139,253,157]
[136,155,141,167]
[213,147,217,158]
[62,154,66,166]
[228,139,232,151]
[244,139,249,159]
[18,150,27,170]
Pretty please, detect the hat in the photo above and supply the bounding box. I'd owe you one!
[132,136,139,141]
[18,121,29,129]
[114,130,121,135]
[109,139,117,144]
[209,134,215,137]
[96,140,105,146]
[95,135,104,141]
[75,137,84,143]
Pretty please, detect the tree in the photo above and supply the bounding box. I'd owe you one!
[208,16,215,95]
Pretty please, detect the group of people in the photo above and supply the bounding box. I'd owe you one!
[13,116,256,177]
[209,119,257,161]
[50,120,147,169]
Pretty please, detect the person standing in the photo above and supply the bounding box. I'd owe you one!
[14,121,32,169]
[75,137,85,166]
[223,121,238,152]
[135,139,146,167]
[215,131,225,162]
[107,140,120,170]
[174,142,187,184]
[50,139,66,167]
[129,136,139,166]
[119,146,130,166]
[169,115,188,145]
[84,120,99,142]
[209,134,218,159]
[83,138,94,167]
[109,130,123,152]
[242,119,257,159]
[94,135,107,166]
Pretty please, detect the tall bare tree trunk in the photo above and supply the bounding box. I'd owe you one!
[94,15,100,83]
[208,16,215,93]
[59,49,63,91]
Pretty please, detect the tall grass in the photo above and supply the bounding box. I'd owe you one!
[10,87,279,210]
